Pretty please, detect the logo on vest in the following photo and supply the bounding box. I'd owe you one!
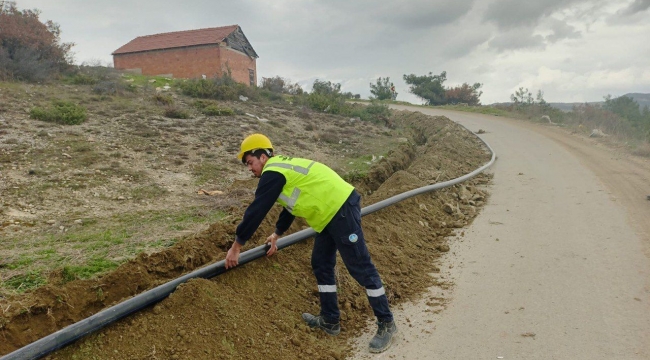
[348,234,358,243]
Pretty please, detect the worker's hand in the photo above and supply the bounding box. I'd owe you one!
[266,233,279,256]
[225,242,242,269]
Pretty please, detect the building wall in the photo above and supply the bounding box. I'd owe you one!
[218,47,257,86]
[113,44,257,85]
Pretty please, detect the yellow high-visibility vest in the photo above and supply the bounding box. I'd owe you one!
[262,155,354,232]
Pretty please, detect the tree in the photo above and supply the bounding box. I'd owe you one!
[510,87,534,107]
[444,82,483,105]
[0,1,74,81]
[403,71,447,105]
[603,95,642,127]
[369,77,395,101]
[260,76,303,95]
[312,79,341,95]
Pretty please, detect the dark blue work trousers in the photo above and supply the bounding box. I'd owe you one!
[312,190,393,324]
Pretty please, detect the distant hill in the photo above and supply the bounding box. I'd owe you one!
[549,93,650,112]
[624,93,650,108]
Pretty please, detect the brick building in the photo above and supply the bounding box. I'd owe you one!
[112,25,258,85]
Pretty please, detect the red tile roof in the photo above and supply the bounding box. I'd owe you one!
[112,25,239,55]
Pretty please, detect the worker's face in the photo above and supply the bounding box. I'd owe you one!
[244,154,267,178]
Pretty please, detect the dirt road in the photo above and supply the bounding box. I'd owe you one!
[353,107,650,359]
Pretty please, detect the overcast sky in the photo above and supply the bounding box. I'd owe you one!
[11,0,650,104]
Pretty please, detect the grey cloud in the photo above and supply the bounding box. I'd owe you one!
[545,19,581,43]
[483,0,585,29]
[438,30,492,58]
[488,29,545,52]
[617,0,650,16]
[374,0,477,30]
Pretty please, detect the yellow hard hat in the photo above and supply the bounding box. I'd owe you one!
[237,133,273,160]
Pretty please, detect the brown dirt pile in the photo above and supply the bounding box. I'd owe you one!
[1,110,492,359]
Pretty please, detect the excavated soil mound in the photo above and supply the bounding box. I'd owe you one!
[1,110,492,359]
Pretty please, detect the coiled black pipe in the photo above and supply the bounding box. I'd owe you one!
[1,127,495,360]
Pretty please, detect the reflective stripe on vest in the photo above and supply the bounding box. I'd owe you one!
[265,161,315,175]
[278,187,301,213]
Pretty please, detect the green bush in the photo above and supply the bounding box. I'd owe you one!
[93,80,130,95]
[192,99,234,116]
[30,100,88,125]
[192,99,213,109]
[259,89,285,102]
[153,93,174,106]
[66,65,120,85]
[179,79,237,100]
[345,102,391,126]
[164,106,190,119]
[202,105,234,116]
[259,76,303,95]
[68,73,98,85]
[304,92,346,113]
[179,71,263,102]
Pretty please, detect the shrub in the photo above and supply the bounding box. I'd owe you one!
[318,132,339,144]
[92,80,131,95]
[202,105,234,116]
[69,73,98,85]
[164,106,190,119]
[30,100,87,125]
[0,47,57,82]
[192,99,213,109]
[305,92,346,113]
[192,99,234,116]
[312,79,341,95]
[445,83,482,106]
[346,102,391,126]
[179,78,238,100]
[67,65,120,86]
[259,76,303,95]
[153,93,174,106]
[259,89,285,102]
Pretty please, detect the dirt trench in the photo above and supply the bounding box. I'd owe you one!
[0,111,492,359]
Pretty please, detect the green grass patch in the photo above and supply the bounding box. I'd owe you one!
[61,258,120,282]
[30,100,88,125]
[5,255,35,269]
[1,207,228,293]
[201,104,235,116]
[192,99,235,116]
[120,74,174,87]
[3,272,47,293]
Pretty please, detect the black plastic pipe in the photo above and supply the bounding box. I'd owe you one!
[1,127,495,360]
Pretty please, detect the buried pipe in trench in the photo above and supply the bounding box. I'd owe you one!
[1,129,495,360]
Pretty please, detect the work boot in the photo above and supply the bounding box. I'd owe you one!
[369,320,398,353]
[302,313,341,336]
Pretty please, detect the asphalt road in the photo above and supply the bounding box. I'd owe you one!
[352,106,650,359]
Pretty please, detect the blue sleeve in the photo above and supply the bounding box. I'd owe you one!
[275,208,295,235]
[235,171,286,245]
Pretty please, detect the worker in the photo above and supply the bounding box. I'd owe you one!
[225,133,397,353]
